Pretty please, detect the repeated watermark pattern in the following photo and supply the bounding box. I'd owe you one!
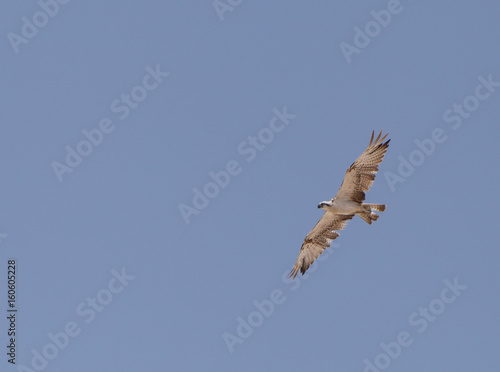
[51,64,169,183]
[213,0,243,21]
[339,0,410,64]
[362,278,467,372]
[384,73,500,192]
[0,233,8,244]
[222,244,339,353]
[7,0,71,54]
[221,74,490,357]
[179,106,296,225]
[16,268,135,372]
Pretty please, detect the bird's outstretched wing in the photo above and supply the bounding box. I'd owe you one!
[288,213,354,279]
[335,130,390,203]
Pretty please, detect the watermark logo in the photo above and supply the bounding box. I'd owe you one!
[7,0,71,54]
[179,106,296,224]
[384,73,499,192]
[51,64,168,183]
[16,267,134,371]
[213,0,243,21]
[339,0,405,64]
[223,244,338,353]
[442,74,500,130]
[362,277,467,371]
[0,233,8,244]
[222,289,286,353]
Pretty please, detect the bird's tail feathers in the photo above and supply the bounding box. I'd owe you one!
[358,211,379,224]
[363,203,386,212]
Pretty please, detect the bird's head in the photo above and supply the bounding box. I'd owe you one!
[317,201,331,209]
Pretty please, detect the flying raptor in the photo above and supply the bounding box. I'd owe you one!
[289,130,390,279]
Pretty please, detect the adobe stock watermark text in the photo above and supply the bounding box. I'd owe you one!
[6,259,17,365]
[213,0,243,21]
[179,106,296,225]
[384,73,499,192]
[362,277,467,372]
[7,0,71,54]
[16,267,134,372]
[223,244,339,353]
[339,0,409,64]
[51,64,168,183]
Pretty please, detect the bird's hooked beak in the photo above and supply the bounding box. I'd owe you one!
[318,201,332,209]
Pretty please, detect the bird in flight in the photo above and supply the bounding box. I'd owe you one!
[288,130,390,279]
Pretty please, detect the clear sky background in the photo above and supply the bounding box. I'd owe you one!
[1,1,499,371]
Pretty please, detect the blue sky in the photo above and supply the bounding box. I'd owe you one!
[1,1,500,371]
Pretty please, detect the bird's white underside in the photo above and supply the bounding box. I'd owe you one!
[288,130,390,280]
[321,198,364,214]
